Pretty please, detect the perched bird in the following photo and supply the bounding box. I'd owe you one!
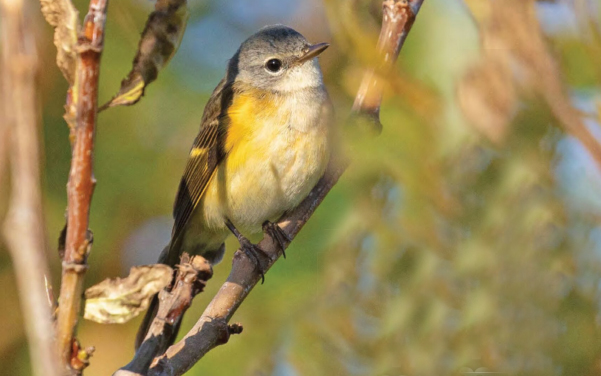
[136,25,333,349]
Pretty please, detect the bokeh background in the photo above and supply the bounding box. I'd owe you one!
[3,0,601,375]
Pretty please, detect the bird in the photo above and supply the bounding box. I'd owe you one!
[135,25,334,350]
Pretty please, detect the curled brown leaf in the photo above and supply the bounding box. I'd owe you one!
[100,0,188,110]
[84,264,173,324]
[39,0,79,83]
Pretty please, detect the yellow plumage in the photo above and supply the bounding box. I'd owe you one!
[187,87,330,241]
[225,89,287,165]
[137,25,332,351]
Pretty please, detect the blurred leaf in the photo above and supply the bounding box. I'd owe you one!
[100,0,189,110]
[84,264,173,324]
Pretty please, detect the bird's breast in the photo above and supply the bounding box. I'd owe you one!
[201,88,331,233]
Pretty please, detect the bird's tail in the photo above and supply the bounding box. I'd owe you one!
[135,244,177,351]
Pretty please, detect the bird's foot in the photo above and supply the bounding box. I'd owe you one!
[226,219,269,283]
[262,221,291,258]
[237,236,269,284]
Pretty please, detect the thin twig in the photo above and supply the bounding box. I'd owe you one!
[116,255,212,375]
[0,0,60,375]
[353,0,417,132]
[128,1,425,375]
[55,0,108,373]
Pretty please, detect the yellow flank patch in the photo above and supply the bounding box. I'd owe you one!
[190,147,207,158]
[224,89,289,169]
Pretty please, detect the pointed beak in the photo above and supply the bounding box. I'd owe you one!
[296,42,329,64]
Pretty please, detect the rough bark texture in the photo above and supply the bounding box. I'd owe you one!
[54,0,109,373]
[117,255,212,375]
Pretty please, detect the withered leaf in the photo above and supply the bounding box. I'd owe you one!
[100,0,188,110]
[84,264,173,324]
[39,0,79,83]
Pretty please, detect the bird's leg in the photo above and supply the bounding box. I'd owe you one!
[226,219,269,284]
[262,221,291,258]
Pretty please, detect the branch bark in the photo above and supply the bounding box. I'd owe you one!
[118,255,213,375]
[54,0,109,373]
[0,0,60,375]
[116,1,426,375]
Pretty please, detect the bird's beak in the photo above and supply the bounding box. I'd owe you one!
[297,42,329,64]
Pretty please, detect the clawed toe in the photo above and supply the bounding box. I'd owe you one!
[226,219,270,283]
[238,237,269,284]
[262,221,291,258]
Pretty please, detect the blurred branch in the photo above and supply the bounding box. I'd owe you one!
[352,0,419,132]
[52,0,108,373]
[462,0,601,168]
[112,1,426,375]
[0,0,60,375]
[0,100,8,187]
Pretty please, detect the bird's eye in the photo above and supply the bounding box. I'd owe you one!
[265,59,283,73]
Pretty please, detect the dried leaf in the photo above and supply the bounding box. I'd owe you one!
[100,0,188,110]
[84,264,173,324]
[39,0,79,83]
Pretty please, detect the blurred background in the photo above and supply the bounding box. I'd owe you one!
[3,0,601,375]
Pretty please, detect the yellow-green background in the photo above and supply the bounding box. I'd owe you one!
[3,0,601,375]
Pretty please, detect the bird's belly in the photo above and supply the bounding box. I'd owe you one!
[201,123,329,234]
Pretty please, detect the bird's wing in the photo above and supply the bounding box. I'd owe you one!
[171,78,232,242]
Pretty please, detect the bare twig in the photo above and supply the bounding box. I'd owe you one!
[54,0,108,372]
[352,0,418,132]
[117,1,426,375]
[116,255,212,375]
[0,0,60,375]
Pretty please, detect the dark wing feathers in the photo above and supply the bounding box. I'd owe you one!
[171,78,231,242]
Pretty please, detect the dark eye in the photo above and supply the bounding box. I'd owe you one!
[265,58,283,73]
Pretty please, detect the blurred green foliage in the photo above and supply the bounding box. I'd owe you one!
[3,0,601,375]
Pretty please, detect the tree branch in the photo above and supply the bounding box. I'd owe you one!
[54,0,108,373]
[117,255,213,375]
[0,0,60,374]
[119,1,426,375]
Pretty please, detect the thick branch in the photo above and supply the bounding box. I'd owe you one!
[140,1,426,375]
[55,0,108,373]
[0,0,60,375]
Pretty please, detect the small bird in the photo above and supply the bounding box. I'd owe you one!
[136,25,333,349]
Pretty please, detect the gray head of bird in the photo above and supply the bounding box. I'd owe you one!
[228,25,329,93]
